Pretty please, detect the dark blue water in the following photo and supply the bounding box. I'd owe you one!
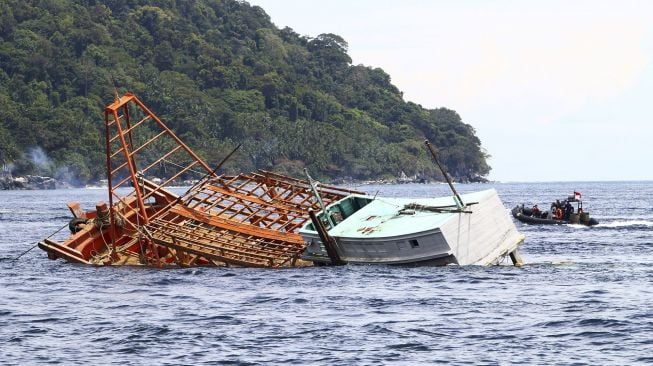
[1,182,652,365]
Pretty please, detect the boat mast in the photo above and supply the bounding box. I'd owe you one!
[304,168,335,227]
[425,140,464,209]
[308,209,344,265]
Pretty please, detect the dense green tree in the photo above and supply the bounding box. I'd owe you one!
[0,0,491,185]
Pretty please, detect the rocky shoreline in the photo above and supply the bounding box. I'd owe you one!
[0,175,70,190]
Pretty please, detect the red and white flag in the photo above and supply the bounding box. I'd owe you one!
[574,191,582,200]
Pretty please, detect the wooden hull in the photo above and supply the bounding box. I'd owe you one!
[38,93,360,268]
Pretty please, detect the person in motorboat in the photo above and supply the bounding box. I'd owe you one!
[564,201,574,220]
[555,205,563,220]
[532,204,541,217]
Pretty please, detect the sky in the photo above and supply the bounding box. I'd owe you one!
[248,0,653,182]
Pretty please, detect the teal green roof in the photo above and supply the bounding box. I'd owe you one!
[325,189,496,239]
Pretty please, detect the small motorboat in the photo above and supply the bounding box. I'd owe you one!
[512,192,599,226]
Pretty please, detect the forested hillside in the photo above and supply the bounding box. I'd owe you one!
[0,0,490,185]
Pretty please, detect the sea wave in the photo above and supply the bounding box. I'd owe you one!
[597,220,653,228]
[3,181,653,365]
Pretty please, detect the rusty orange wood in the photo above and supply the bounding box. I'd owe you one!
[39,93,361,268]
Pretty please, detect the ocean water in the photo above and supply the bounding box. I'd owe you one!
[1,181,652,365]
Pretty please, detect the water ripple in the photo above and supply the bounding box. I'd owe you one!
[1,183,652,364]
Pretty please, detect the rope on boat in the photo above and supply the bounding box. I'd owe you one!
[94,208,111,229]
[370,197,479,215]
[12,222,68,262]
[90,209,148,265]
[89,208,157,265]
[162,158,207,177]
[90,223,114,265]
[399,203,474,214]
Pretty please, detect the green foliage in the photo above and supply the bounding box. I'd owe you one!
[0,0,490,185]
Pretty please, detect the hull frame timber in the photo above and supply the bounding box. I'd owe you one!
[38,93,359,267]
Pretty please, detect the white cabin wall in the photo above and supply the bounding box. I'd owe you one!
[441,189,523,265]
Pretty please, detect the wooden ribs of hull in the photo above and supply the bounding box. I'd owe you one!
[142,170,360,268]
[148,216,304,268]
[40,93,361,268]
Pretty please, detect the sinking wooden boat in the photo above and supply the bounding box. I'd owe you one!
[38,94,525,268]
[38,93,359,267]
[299,142,525,266]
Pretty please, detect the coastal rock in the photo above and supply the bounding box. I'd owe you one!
[0,175,67,190]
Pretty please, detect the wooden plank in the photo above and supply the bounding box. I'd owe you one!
[149,220,282,256]
[148,218,304,258]
[202,183,304,214]
[167,205,304,244]
[152,234,270,267]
